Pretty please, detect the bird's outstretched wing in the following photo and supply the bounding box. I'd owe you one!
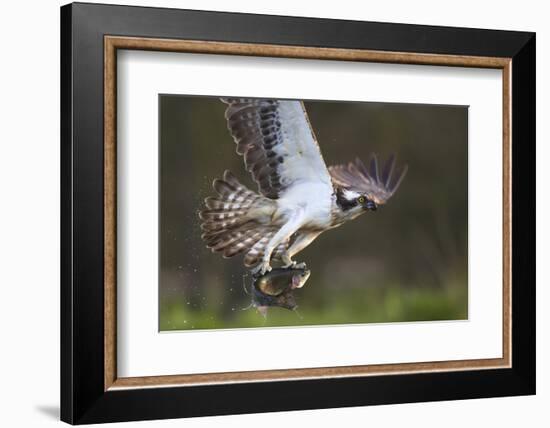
[221,98,332,199]
[329,155,408,205]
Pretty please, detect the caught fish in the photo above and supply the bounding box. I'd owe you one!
[247,267,311,316]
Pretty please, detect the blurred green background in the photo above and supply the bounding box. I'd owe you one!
[159,95,468,331]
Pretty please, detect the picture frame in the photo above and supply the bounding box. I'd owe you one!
[60,2,535,424]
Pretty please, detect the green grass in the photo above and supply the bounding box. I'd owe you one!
[159,282,467,331]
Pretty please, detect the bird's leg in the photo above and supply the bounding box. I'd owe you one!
[253,209,305,275]
[281,231,321,269]
[251,262,270,276]
[280,253,295,269]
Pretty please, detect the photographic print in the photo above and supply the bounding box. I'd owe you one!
[62,7,534,422]
[159,96,468,331]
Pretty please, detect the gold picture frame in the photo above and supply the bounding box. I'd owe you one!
[103,35,512,391]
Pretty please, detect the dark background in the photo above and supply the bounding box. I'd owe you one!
[159,95,468,330]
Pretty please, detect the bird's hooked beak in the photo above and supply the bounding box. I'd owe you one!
[363,199,377,211]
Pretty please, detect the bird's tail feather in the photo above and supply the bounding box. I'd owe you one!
[199,171,276,265]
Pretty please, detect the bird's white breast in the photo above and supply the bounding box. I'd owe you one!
[276,181,334,228]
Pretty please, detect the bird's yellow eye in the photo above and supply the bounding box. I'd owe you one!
[358,196,366,204]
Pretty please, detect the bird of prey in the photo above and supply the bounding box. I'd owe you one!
[199,98,407,275]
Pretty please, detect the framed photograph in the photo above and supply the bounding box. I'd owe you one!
[61,2,535,424]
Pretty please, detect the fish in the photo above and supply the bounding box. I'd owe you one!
[247,267,311,316]
[255,267,311,296]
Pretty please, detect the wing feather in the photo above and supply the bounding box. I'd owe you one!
[221,98,332,199]
[329,154,408,205]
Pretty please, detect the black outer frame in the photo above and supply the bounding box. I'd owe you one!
[60,2,535,424]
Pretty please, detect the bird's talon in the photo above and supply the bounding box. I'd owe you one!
[282,260,296,269]
[251,261,272,276]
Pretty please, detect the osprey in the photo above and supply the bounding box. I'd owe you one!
[199,98,407,275]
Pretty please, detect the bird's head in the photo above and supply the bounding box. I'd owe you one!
[335,188,379,219]
[331,154,407,222]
